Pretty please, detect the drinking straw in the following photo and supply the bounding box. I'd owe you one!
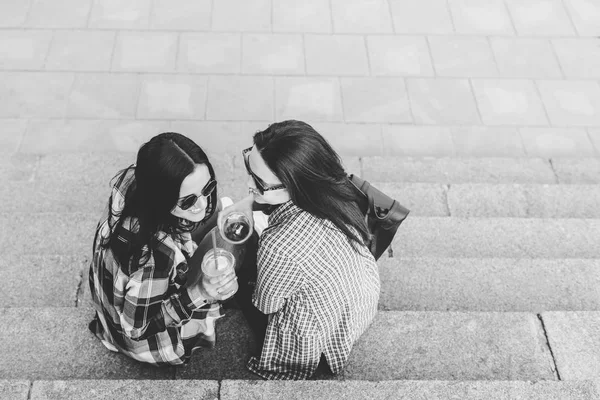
[211,229,220,270]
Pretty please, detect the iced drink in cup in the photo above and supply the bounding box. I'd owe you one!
[201,248,238,295]
[220,211,253,244]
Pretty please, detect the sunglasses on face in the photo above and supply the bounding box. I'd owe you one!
[177,179,217,210]
[242,147,285,195]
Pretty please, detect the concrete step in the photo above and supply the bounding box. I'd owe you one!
[3,153,600,187]
[379,258,600,312]
[391,217,600,259]
[6,177,600,219]
[0,308,567,381]
[3,255,598,314]
[2,214,599,259]
[2,379,599,400]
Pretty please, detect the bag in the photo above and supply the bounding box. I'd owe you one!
[349,174,410,260]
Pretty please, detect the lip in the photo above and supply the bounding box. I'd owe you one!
[188,207,204,214]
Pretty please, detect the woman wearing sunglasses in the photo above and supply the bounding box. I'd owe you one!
[88,132,239,366]
[224,120,380,380]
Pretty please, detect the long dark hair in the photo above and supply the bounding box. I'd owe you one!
[253,120,369,247]
[100,132,217,272]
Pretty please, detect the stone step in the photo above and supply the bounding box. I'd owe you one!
[0,308,568,381]
[379,258,600,312]
[2,214,599,259]
[5,176,600,218]
[391,217,600,259]
[3,153,600,187]
[2,379,598,400]
[3,255,598,314]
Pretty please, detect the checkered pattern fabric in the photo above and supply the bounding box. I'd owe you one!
[247,201,380,380]
[88,167,223,366]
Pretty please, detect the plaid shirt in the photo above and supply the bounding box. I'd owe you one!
[88,167,223,366]
[247,201,380,380]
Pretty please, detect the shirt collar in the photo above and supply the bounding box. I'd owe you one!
[267,200,301,226]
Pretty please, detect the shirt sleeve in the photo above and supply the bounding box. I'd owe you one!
[120,244,207,341]
[253,246,302,315]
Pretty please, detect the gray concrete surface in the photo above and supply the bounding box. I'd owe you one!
[0,307,174,380]
[362,157,557,183]
[379,257,600,312]
[553,158,600,184]
[0,255,86,307]
[30,380,218,400]
[221,380,600,400]
[543,311,600,380]
[0,380,29,400]
[342,311,555,381]
[392,217,600,258]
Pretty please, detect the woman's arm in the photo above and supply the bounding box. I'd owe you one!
[253,246,302,314]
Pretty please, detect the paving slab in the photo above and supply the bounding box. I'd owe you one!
[563,0,600,36]
[388,0,454,34]
[0,380,29,400]
[178,33,241,74]
[211,0,271,32]
[392,217,600,258]
[45,30,115,72]
[553,38,600,79]
[30,380,217,400]
[330,0,393,33]
[275,77,343,122]
[361,157,556,183]
[221,380,600,400]
[207,76,274,121]
[341,78,411,123]
[311,122,384,156]
[0,119,28,154]
[0,153,38,181]
[450,127,525,156]
[407,78,481,125]
[505,0,575,36]
[0,30,52,70]
[150,0,211,31]
[242,34,305,75]
[537,80,600,127]
[0,307,174,379]
[137,75,208,120]
[366,36,434,77]
[448,0,514,35]
[379,257,600,312]
[272,0,332,33]
[67,74,140,119]
[25,0,92,28]
[0,72,74,118]
[342,311,555,380]
[471,79,549,126]
[520,128,597,157]
[380,126,453,156]
[0,0,31,27]
[112,32,177,72]
[305,35,369,76]
[543,311,600,380]
[447,183,600,218]
[490,38,562,79]
[0,255,87,308]
[88,0,151,29]
[428,36,498,78]
[552,158,600,184]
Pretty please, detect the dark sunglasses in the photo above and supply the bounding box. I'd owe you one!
[242,147,285,195]
[177,179,217,210]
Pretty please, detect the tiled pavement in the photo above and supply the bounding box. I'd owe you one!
[0,0,599,156]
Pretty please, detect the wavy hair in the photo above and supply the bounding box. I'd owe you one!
[253,120,369,248]
[100,132,217,272]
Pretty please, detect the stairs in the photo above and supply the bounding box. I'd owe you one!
[1,152,600,399]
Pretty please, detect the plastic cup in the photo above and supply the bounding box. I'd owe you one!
[220,211,253,244]
[201,248,238,295]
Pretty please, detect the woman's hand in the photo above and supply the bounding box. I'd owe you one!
[197,269,238,302]
[217,194,254,234]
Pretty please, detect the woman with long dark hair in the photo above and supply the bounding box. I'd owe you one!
[88,132,238,365]
[227,120,380,379]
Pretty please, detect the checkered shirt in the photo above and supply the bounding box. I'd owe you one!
[247,201,380,380]
[88,167,223,366]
